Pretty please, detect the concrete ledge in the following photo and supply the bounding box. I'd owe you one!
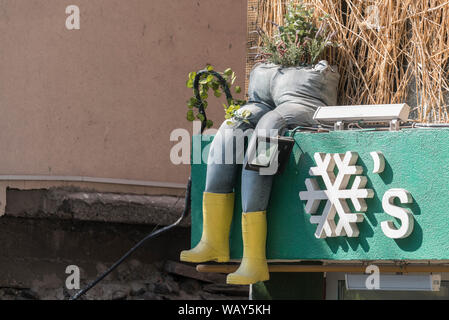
[5,187,190,227]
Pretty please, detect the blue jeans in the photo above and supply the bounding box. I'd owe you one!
[204,61,339,213]
[204,102,317,212]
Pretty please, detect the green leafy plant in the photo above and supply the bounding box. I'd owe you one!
[258,2,337,67]
[186,65,248,128]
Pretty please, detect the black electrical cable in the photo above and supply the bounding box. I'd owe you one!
[70,69,232,300]
[70,179,192,300]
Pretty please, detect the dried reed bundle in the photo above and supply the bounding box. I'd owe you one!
[250,0,449,122]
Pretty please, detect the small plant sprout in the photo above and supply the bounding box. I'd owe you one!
[186,65,248,128]
[257,2,338,67]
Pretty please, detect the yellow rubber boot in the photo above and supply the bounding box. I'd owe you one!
[180,192,235,263]
[226,211,269,285]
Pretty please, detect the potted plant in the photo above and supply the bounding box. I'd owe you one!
[185,2,340,129]
[249,2,340,119]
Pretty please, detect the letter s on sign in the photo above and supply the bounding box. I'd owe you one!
[381,188,414,239]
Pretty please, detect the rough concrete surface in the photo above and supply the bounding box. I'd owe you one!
[6,187,190,227]
[0,259,248,300]
[0,188,248,300]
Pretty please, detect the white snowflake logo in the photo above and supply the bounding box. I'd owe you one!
[299,152,374,239]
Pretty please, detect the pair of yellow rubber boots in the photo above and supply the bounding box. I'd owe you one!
[180,192,269,285]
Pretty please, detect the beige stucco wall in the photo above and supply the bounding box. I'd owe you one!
[0,0,247,196]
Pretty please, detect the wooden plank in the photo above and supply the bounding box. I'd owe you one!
[197,264,449,274]
[203,283,249,296]
[164,261,226,284]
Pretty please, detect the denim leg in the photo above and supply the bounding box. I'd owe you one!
[273,102,319,127]
[204,103,272,194]
[241,104,318,212]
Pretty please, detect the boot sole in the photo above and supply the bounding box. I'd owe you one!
[180,254,230,263]
[226,274,270,285]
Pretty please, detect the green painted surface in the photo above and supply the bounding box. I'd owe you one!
[191,128,449,261]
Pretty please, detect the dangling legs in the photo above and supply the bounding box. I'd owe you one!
[227,103,318,284]
[180,103,272,263]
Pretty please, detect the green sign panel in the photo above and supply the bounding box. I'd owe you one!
[191,128,449,261]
